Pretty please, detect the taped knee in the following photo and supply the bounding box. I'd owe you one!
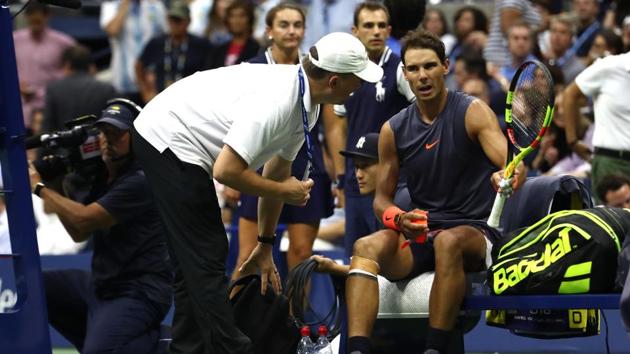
[348,256,380,280]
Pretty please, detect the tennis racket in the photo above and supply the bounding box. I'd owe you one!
[487,60,555,228]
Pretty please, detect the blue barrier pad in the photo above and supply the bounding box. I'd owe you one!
[462,293,621,310]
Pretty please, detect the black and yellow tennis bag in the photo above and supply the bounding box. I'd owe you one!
[486,208,630,338]
[488,208,630,296]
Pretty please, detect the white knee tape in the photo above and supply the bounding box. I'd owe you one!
[348,268,378,280]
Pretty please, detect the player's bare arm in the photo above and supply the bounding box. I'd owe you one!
[465,99,525,190]
[374,122,426,235]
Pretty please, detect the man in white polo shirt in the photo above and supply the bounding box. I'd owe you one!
[132,32,382,354]
[563,51,630,201]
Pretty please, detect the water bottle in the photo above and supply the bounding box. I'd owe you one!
[314,325,333,354]
[297,326,314,354]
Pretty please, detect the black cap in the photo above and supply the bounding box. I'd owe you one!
[339,133,379,160]
[95,101,137,130]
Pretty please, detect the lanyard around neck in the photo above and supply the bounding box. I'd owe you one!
[298,67,313,180]
[164,37,188,88]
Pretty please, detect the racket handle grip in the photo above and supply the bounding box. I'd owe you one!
[487,192,507,228]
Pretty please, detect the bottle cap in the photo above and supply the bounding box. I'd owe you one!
[318,325,328,336]
[301,326,311,336]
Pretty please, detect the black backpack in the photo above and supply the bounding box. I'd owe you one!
[229,275,300,354]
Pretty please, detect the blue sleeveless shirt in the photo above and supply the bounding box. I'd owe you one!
[388,91,496,221]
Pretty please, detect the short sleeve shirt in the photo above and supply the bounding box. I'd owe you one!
[575,53,630,151]
[93,162,171,304]
[134,64,320,174]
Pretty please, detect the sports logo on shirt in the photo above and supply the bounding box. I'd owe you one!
[425,140,439,150]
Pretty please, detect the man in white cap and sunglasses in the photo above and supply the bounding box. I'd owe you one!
[132,32,382,354]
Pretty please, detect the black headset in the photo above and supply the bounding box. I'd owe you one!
[104,98,142,119]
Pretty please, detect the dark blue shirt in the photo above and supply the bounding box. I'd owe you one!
[93,162,172,304]
[343,48,410,197]
[139,34,212,92]
[389,91,497,224]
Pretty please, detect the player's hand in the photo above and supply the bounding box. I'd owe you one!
[491,167,525,196]
[282,177,313,206]
[398,209,428,239]
[238,244,282,295]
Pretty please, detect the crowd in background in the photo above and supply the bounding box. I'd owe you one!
[5,0,630,259]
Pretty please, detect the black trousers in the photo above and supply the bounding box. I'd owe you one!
[44,270,168,354]
[133,129,253,354]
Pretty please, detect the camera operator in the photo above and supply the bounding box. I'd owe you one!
[28,100,172,353]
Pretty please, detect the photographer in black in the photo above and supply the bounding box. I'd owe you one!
[28,99,172,353]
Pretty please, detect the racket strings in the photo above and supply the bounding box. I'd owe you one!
[510,64,553,150]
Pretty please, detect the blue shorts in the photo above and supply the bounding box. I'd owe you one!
[238,172,334,224]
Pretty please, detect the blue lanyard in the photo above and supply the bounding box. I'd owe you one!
[297,67,313,180]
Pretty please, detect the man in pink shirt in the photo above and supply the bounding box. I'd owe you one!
[13,2,75,132]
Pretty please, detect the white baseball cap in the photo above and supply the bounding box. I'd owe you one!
[309,32,383,83]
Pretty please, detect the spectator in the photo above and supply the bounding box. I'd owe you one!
[449,6,488,63]
[300,0,363,53]
[42,45,117,133]
[452,50,505,118]
[422,8,456,55]
[233,2,335,276]
[546,14,586,83]
[29,99,172,353]
[497,22,536,84]
[208,0,260,68]
[136,0,212,103]
[596,175,630,208]
[13,2,76,133]
[204,0,233,45]
[100,0,167,103]
[534,91,594,177]
[572,0,602,58]
[484,0,541,68]
[326,1,415,257]
[462,78,491,106]
[564,51,630,201]
[585,28,624,65]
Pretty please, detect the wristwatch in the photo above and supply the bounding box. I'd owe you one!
[33,182,46,197]
[257,234,276,245]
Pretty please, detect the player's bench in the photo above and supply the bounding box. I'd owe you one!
[375,273,623,354]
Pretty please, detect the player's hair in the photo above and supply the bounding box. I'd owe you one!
[400,29,446,65]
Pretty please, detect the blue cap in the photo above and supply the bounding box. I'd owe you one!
[95,102,137,130]
[339,133,379,160]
